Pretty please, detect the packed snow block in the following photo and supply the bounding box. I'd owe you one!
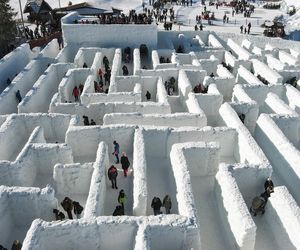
[81,74,98,95]
[111,48,122,77]
[134,225,149,250]
[56,44,80,63]
[228,101,259,135]
[52,163,93,197]
[241,39,253,51]
[182,142,220,176]
[38,39,59,59]
[156,76,169,104]
[194,84,223,126]
[62,13,157,49]
[66,125,134,161]
[208,34,223,49]
[251,59,283,85]
[265,54,288,71]
[255,114,300,204]
[58,68,90,102]
[0,57,54,115]
[199,56,219,74]
[178,70,192,99]
[90,51,103,75]
[167,127,237,160]
[241,84,285,110]
[185,93,205,116]
[143,127,169,158]
[133,48,141,75]
[232,85,254,103]
[265,186,300,249]
[84,142,109,218]
[0,186,57,247]
[227,39,253,61]
[170,144,197,218]
[272,115,300,153]
[145,220,200,250]
[219,103,269,166]
[236,65,263,85]
[264,92,298,115]
[0,43,35,93]
[278,50,300,66]
[103,113,206,128]
[114,76,139,92]
[23,217,139,250]
[132,129,147,216]
[19,63,74,113]
[284,84,300,113]
[215,165,256,250]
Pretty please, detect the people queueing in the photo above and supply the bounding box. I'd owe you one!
[83,62,88,68]
[108,165,118,189]
[112,140,120,164]
[72,86,79,102]
[163,195,172,214]
[83,115,90,126]
[118,189,126,214]
[264,178,274,192]
[73,201,84,219]
[122,65,129,76]
[61,197,74,219]
[53,208,65,220]
[15,90,22,103]
[113,205,124,216]
[120,152,130,177]
[151,197,162,215]
[90,119,96,125]
[11,240,22,250]
[145,90,151,100]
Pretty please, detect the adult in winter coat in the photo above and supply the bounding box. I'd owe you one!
[73,201,84,218]
[83,115,90,126]
[151,197,162,215]
[264,178,274,192]
[113,141,120,164]
[72,86,79,102]
[145,91,151,100]
[120,152,130,177]
[163,195,172,214]
[108,165,118,189]
[61,197,74,219]
[113,205,124,216]
[15,90,22,103]
[118,189,126,213]
[122,65,129,76]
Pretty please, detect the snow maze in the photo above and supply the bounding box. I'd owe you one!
[1,12,300,250]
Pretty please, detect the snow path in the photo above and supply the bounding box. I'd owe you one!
[191,176,229,250]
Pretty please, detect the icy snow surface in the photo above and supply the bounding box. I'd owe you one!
[1,0,300,249]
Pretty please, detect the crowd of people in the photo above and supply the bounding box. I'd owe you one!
[164,77,176,96]
[53,197,84,220]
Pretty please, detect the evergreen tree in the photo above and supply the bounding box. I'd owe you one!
[0,0,17,57]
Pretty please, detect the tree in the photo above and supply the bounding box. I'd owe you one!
[0,0,17,57]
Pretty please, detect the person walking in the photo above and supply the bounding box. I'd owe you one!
[264,178,274,192]
[151,197,162,215]
[108,165,118,189]
[120,152,130,177]
[53,209,65,220]
[61,197,74,219]
[145,91,151,100]
[112,140,120,164]
[15,90,22,103]
[113,205,124,216]
[72,86,79,102]
[118,189,126,214]
[163,195,172,214]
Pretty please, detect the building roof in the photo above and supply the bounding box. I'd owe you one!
[24,0,52,14]
[53,2,108,15]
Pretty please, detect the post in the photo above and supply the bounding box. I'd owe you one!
[18,0,26,35]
